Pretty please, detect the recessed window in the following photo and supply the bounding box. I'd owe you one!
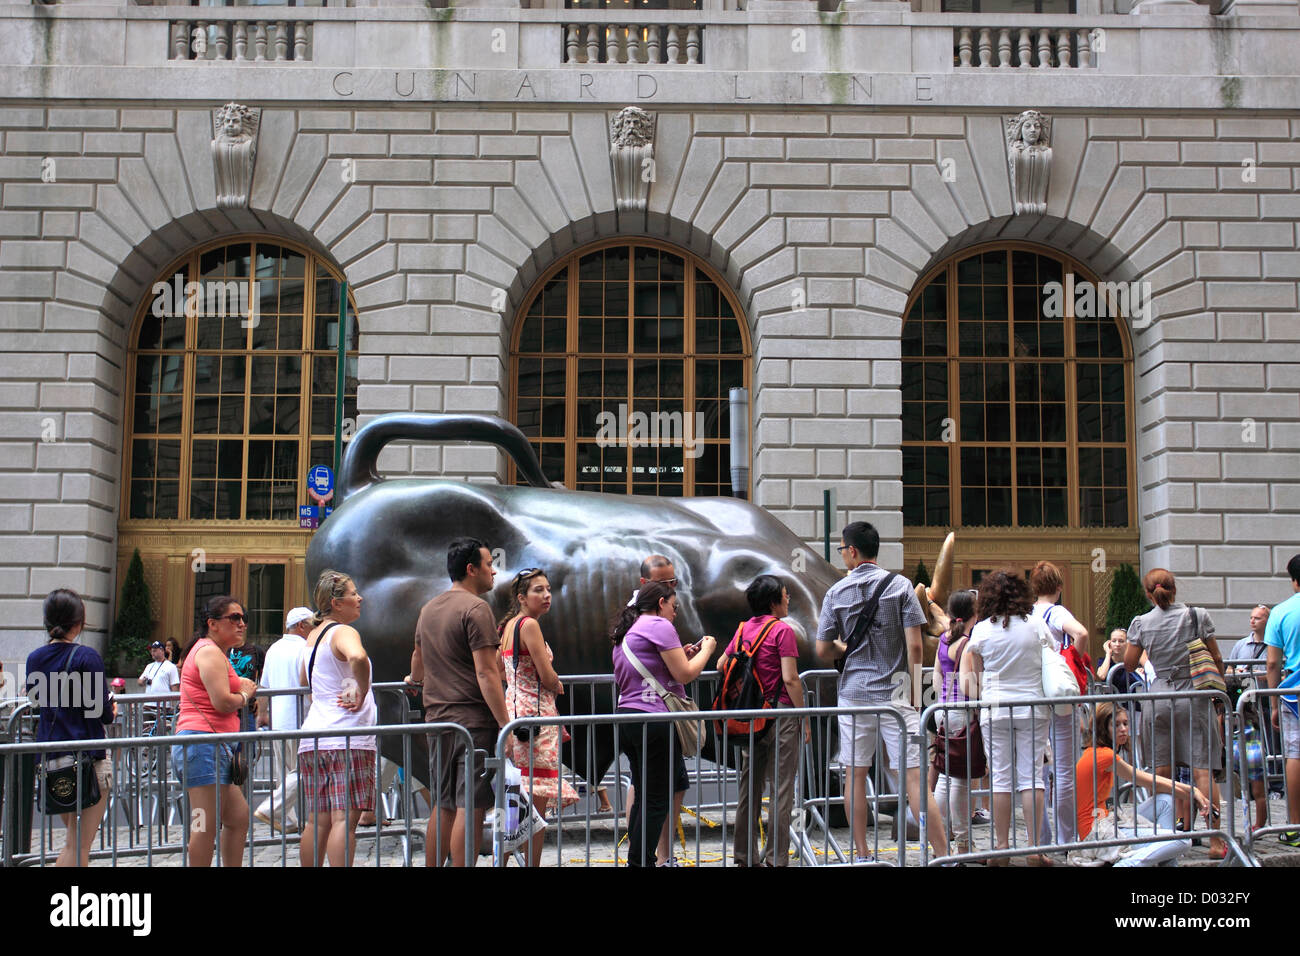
[512,242,749,497]
[126,239,357,522]
[902,246,1132,530]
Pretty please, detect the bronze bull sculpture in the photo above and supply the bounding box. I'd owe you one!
[306,413,956,786]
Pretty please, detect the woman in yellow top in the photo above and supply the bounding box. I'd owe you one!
[1075,703,1207,867]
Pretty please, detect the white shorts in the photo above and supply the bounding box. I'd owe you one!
[981,707,1049,794]
[1282,704,1300,760]
[838,704,921,775]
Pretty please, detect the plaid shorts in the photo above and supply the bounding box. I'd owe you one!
[298,748,377,813]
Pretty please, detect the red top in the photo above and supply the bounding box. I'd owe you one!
[177,637,241,734]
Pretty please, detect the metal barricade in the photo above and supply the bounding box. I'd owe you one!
[796,668,922,864]
[0,721,477,868]
[1233,684,1298,859]
[493,702,910,867]
[920,688,1252,867]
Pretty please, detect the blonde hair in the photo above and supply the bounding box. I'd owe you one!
[311,569,355,626]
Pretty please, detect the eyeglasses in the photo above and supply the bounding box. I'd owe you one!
[836,545,852,554]
[219,613,247,626]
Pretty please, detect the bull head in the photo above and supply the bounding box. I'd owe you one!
[914,532,955,666]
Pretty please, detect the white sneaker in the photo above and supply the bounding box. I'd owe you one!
[852,854,875,865]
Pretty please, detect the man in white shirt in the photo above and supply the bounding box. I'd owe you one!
[254,606,314,833]
[137,641,179,696]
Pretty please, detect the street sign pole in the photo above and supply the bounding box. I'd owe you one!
[334,280,347,480]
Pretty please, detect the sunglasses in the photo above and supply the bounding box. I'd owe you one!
[219,613,247,625]
[513,568,544,582]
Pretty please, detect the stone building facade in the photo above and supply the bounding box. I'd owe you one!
[2,0,1299,669]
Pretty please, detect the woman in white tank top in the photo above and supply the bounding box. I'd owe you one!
[296,570,378,867]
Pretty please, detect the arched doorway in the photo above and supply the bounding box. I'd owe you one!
[116,236,358,646]
[900,242,1139,645]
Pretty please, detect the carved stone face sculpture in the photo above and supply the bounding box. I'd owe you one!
[610,106,655,149]
[215,104,253,144]
[1008,109,1048,150]
[1021,115,1042,146]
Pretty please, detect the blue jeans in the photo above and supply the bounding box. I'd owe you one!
[1114,793,1192,867]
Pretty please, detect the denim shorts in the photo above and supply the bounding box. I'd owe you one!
[171,729,235,788]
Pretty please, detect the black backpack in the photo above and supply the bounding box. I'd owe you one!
[711,619,781,744]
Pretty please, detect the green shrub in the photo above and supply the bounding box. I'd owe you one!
[108,549,153,676]
[1106,562,1149,633]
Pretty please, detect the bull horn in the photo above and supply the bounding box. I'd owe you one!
[926,531,955,609]
[916,583,938,633]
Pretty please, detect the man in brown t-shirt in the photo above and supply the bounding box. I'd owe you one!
[409,537,507,866]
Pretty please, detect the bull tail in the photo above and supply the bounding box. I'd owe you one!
[339,413,552,500]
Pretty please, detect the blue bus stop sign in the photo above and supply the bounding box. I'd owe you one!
[309,465,334,498]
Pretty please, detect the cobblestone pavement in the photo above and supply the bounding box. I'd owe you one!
[16,795,1300,867]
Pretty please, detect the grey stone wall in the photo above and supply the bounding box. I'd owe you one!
[2,102,1299,671]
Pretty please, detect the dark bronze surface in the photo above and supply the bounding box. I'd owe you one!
[307,413,842,783]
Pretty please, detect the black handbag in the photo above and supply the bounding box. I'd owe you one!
[40,645,103,815]
[43,755,101,815]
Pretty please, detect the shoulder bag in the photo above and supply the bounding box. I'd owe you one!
[931,636,987,779]
[505,616,540,743]
[835,571,899,674]
[40,644,103,815]
[621,638,701,757]
[1183,607,1226,693]
[1039,617,1081,709]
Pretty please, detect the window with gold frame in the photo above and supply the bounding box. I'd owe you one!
[902,244,1134,530]
[124,238,358,523]
[511,240,750,497]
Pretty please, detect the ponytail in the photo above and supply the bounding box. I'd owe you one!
[945,589,976,643]
[1142,568,1176,611]
[610,580,675,645]
[43,588,85,642]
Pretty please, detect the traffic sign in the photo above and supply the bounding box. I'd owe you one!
[299,504,319,529]
[308,465,334,497]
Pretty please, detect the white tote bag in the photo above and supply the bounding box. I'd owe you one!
[1038,618,1080,715]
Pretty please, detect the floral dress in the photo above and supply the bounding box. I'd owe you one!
[503,616,579,809]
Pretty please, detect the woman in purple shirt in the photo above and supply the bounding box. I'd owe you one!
[611,580,716,867]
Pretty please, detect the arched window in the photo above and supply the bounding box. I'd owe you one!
[511,240,750,497]
[124,238,358,523]
[902,244,1133,530]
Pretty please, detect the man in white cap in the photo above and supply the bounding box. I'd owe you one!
[254,606,314,833]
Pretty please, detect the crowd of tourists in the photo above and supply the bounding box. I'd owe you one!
[18,524,1300,867]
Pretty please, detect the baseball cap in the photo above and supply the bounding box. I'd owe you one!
[285,607,314,629]
[148,641,164,649]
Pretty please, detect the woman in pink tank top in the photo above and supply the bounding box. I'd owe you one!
[172,595,258,867]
